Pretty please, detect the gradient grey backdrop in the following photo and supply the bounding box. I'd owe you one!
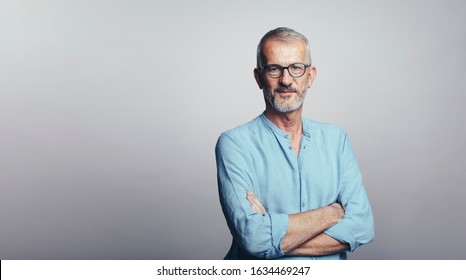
[1,0,465,259]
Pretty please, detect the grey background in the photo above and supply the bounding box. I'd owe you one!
[1,0,465,259]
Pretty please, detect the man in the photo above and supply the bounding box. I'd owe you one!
[215,27,374,260]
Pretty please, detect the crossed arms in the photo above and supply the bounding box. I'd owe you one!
[247,192,349,256]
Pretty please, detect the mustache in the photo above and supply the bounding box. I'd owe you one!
[274,86,297,93]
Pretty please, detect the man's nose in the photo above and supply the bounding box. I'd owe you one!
[279,68,293,86]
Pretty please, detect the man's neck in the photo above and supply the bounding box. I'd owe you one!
[264,106,303,138]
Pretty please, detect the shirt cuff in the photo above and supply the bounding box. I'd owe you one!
[324,218,355,252]
[268,212,289,258]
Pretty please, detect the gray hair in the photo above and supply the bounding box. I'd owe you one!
[256,27,312,68]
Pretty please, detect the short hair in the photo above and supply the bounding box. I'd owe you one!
[256,27,312,68]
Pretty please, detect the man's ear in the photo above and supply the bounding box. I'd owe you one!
[254,68,263,89]
[307,66,317,88]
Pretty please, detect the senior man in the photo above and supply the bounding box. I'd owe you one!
[215,27,374,260]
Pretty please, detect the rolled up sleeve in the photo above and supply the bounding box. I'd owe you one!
[324,131,375,251]
[216,133,288,259]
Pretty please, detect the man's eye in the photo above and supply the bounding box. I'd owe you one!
[268,66,280,72]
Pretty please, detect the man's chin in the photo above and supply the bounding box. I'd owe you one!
[273,101,303,113]
[264,92,304,113]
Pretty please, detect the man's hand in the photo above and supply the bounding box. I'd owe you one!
[327,202,345,223]
[246,191,267,215]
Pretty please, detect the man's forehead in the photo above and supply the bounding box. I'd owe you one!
[262,39,307,61]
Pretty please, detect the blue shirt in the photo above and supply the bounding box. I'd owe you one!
[215,114,374,260]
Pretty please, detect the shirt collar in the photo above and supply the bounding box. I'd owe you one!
[260,113,311,140]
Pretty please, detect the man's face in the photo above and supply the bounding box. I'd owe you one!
[254,39,316,113]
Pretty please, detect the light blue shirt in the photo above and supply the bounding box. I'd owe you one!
[215,114,374,260]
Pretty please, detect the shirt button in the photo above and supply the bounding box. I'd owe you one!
[289,146,293,150]
[302,202,306,207]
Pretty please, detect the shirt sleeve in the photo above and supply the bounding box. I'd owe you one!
[215,133,289,259]
[324,130,375,251]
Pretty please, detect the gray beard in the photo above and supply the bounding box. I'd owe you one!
[264,90,305,113]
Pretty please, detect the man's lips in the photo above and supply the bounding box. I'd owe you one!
[276,90,296,94]
[275,87,296,94]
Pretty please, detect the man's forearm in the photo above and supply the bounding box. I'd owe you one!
[280,204,343,253]
[246,192,344,255]
[288,233,348,256]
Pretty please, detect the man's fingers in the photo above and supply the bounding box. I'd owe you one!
[329,203,345,221]
[247,192,267,214]
[251,202,266,215]
[250,204,263,215]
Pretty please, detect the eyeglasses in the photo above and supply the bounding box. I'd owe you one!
[260,63,310,78]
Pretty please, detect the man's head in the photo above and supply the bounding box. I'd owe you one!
[254,27,316,113]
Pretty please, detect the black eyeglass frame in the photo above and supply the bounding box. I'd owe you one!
[259,63,311,78]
